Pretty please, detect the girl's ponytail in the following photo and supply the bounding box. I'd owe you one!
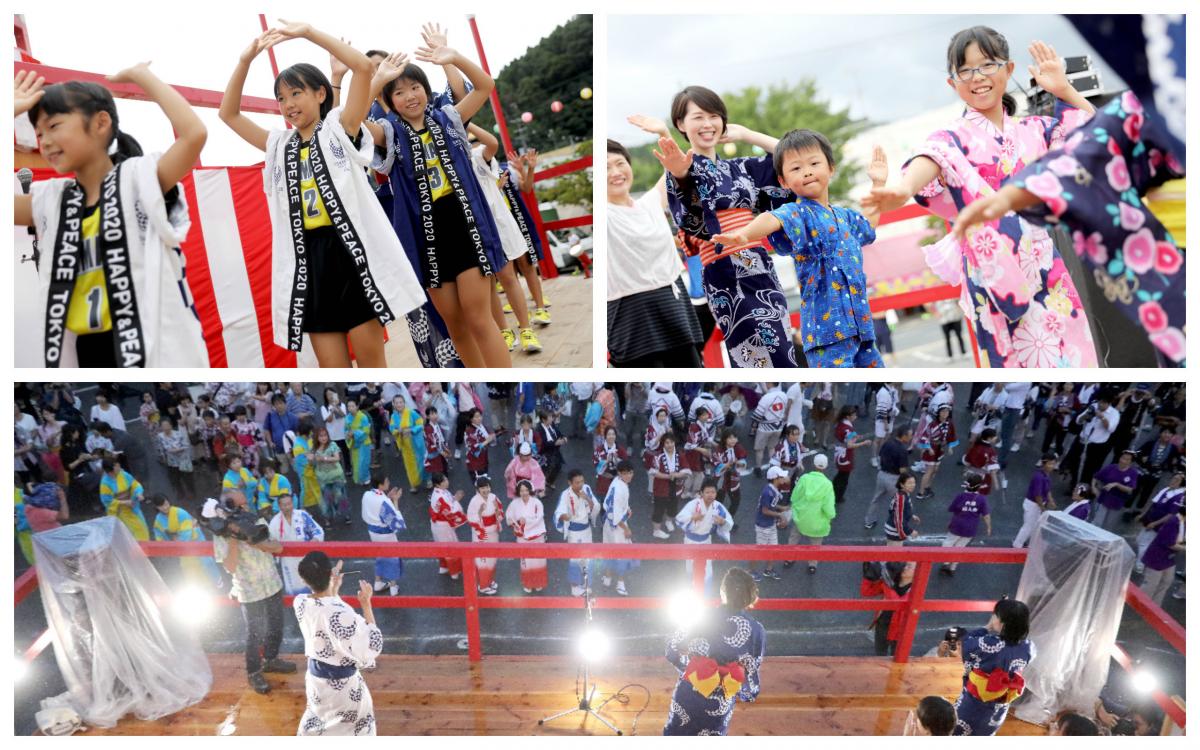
[110,128,144,165]
[1001,93,1017,117]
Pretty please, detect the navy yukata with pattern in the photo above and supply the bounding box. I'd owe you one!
[663,607,766,735]
[769,198,883,368]
[667,155,797,368]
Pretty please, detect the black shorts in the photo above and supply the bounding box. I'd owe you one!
[423,196,491,287]
[75,329,119,368]
[302,225,379,334]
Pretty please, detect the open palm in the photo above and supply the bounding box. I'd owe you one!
[421,22,449,49]
[866,145,889,185]
[627,114,669,138]
[653,135,694,177]
[415,44,456,66]
[14,70,45,115]
[1028,40,1068,96]
[373,51,410,86]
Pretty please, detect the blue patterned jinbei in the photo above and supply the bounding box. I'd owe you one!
[663,606,766,735]
[668,154,797,368]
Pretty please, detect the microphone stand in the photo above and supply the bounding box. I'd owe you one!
[537,549,622,735]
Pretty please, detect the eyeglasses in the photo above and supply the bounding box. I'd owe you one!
[952,61,1006,83]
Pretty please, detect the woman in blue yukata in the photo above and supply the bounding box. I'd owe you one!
[939,597,1034,736]
[629,87,796,368]
[664,567,766,735]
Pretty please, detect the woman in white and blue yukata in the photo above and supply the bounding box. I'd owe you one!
[629,86,795,368]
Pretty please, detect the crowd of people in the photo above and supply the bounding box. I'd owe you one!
[14,380,1184,735]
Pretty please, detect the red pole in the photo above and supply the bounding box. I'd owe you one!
[257,14,290,130]
[466,15,514,158]
[893,561,932,663]
[461,552,483,662]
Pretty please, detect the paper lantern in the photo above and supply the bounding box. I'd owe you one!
[492,124,500,133]
[723,143,738,157]
[751,145,765,155]
[521,111,533,123]
[551,100,563,113]
[580,87,592,100]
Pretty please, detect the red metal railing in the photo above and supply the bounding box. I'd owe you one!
[14,540,1184,728]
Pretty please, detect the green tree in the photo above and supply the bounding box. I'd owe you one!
[622,79,868,200]
[473,15,592,152]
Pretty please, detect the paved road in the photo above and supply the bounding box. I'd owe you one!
[14,382,1185,732]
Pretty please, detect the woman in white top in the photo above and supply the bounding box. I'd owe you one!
[607,139,703,367]
[321,386,349,472]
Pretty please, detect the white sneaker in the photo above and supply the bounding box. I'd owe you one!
[454,449,462,460]
[653,529,670,539]
[571,585,585,597]
[616,581,628,596]
[388,583,400,596]
[665,520,675,532]
[1172,589,1185,600]
[374,580,388,592]
[870,458,880,468]
[1002,478,1009,489]
[601,575,613,588]
[438,567,449,575]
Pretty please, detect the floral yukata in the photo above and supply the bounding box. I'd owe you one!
[952,627,1034,736]
[908,105,1098,368]
[769,198,883,367]
[1011,91,1185,365]
[667,154,797,368]
[663,605,766,735]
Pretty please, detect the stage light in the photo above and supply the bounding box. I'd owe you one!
[1131,669,1159,694]
[14,655,30,682]
[171,585,215,625]
[577,628,610,662]
[666,588,705,630]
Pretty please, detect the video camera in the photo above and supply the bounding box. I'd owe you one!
[202,496,268,545]
[944,626,967,653]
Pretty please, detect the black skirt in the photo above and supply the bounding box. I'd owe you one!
[302,225,378,333]
[607,279,703,363]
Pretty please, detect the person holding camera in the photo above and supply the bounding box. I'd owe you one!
[938,598,1034,736]
[208,489,297,694]
[1074,393,1120,486]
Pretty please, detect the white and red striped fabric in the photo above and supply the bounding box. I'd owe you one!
[16,165,314,368]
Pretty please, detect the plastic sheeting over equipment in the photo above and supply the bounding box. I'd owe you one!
[32,517,212,728]
[1012,511,1135,726]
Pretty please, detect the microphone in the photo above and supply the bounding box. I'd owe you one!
[17,167,40,269]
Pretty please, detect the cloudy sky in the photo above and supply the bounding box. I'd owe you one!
[608,14,1123,145]
[20,9,580,165]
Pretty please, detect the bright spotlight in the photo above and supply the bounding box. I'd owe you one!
[666,588,705,630]
[1131,669,1159,694]
[14,656,30,682]
[578,628,610,662]
[171,585,215,625]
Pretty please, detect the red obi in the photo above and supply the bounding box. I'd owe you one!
[683,656,746,698]
[966,667,1026,704]
[687,208,769,266]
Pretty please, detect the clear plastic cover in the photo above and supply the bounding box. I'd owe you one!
[1012,510,1135,726]
[32,516,212,728]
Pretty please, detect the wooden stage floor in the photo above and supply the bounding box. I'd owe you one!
[85,654,1047,736]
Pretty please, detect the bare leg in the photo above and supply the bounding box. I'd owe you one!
[429,283,487,368]
[454,269,512,368]
[347,319,387,368]
[309,332,353,368]
[497,263,531,328]
[516,256,546,308]
[489,285,508,332]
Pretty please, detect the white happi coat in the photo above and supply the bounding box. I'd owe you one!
[268,508,325,594]
[28,154,208,366]
[294,594,383,736]
[676,498,732,545]
[263,107,426,350]
[361,489,406,539]
[555,484,600,540]
[470,145,528,262]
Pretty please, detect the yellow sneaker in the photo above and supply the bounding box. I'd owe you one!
[495,281,504,293]
[502,303,513,314]
[520,328,543,353]
[501,328,516,351]
[532,308,552,327]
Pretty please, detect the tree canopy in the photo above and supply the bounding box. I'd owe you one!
[619,79,868,201]
[475,15,593,152]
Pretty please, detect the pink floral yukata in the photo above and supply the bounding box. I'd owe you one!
[906,106,1098,368]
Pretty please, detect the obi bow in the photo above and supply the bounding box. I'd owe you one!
[684,656,745,698]
[967,667,1026,704]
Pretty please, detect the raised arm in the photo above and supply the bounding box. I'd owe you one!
[860,144,889,228]
[468,122,499,161]
[219,30,284,152]
[363,51,409,146]
[107,62,207,195]
[711,211,784,248]
[422,23,467,103]
[270,21,375,135]
[721,123,778,154]
[329,38,351,108]
[860,155,940,215]
[414,43,494,122]
[1027,40,1095,117]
